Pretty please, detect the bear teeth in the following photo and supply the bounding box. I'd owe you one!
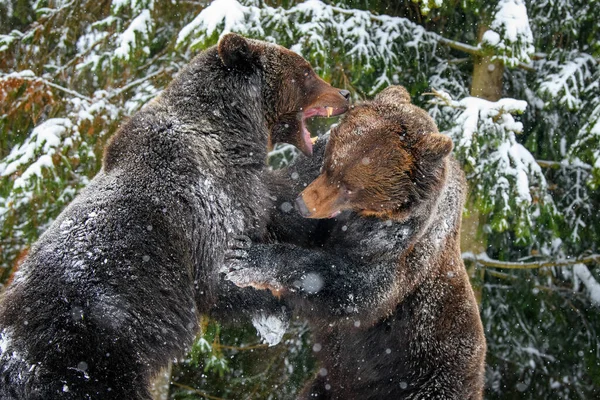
[326,107,334,118]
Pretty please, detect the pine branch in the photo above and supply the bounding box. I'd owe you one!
[536,159,592,170]
[0,73,93,102]
[329,6,532,71]
[434,30,535,72]
[534,52,600,64]
[110,69,167,97]
[463,252,600,269]
[170,382,227,400]
[43,80,93,102]
[54,34,111,78]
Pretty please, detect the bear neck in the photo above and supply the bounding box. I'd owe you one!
[399,158,459,247]
[407,158,465,266]
[160,47,272,167]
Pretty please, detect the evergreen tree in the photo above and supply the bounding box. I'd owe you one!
[1,0,598,398]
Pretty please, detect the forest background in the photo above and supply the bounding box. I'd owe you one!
[1,0,599,398]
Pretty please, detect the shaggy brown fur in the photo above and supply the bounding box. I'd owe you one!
[0,33,349,400]
[228,86,486,399]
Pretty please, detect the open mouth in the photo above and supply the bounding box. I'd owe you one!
[300,106,346,155]
[329,210,341,218]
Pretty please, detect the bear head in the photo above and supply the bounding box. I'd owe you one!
[295,85,453,220]
[217,33,350,156]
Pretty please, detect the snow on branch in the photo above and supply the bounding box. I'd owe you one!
[175,0,445,94]
[482,0,535,68]
[431,89,556,242]
[538,51,596,110]
[114,8,154,60]
[175,0,541,101]
[536,159,592,171]
[0,72,125,204]
[0,118,72,187]
[573,264,600,306]
[568,69,600,189]
[267,143,299,169]
[0,71,93,102]
[0,30,23,53]
[177,0,251,45]
[412,0,445,15]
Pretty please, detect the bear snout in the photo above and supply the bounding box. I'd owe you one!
[297,175,345,219]
[339,89,351,100]
[295,196,311,218]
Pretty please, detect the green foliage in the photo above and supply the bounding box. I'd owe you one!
[0,0,35,34]
[483,268,600,398]
[175,0,447,97]
[411,0,444,15]
[432,90,561,251]
[483,0,535,67]
[170,320,316,399]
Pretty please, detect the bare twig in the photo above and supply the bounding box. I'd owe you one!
[463,252,600,269]
[111,69,166,97]
[43,80,93,102]
[437,37,480,56]
[536,159,592,170]
[0,73,93,102]
[216,343,269,351]
[447,57,470,65]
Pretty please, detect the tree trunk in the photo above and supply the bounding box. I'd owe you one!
[461,211,485,305]
[470,26,505,101]
[462,25,505,305]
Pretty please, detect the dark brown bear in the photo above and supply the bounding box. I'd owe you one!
[0,33,348,400]
[227,86,486,399]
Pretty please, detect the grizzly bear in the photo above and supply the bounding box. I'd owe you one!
[227,86,486,399]
[0,33,349,400]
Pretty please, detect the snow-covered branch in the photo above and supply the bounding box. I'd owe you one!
[482,0,535,67]
[175,0,537,97]
[430,88,557,243]
[0,71,92,101]
[536,159,592,171]
[538,51,596,110]
[573,264,600,306]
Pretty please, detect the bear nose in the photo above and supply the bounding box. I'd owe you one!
[339,89,350,100]
[295,196,311,218]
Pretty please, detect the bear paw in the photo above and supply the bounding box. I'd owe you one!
[226,268,286,298]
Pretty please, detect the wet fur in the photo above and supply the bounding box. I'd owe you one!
[228,86,486,399]
[0,34,347,400]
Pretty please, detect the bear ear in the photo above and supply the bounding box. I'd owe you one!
[217,33,259,70]
[375,85,412,105]
[413,133,453,165]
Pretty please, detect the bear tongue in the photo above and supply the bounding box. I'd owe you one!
[298,107,340,156]
[299,118,314,156]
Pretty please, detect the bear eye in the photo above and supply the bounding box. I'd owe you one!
[304,69,313,78]
[341,185,354,198]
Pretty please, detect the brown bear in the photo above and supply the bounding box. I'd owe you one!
[227,86,486,399]
[0,33,349,400]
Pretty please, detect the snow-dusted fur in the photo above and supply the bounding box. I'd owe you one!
[228,86,486,399]
[0,33,348,400]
